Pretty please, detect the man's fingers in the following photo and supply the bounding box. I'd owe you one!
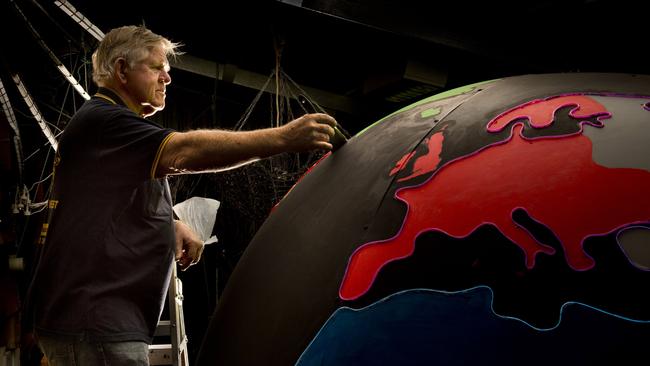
[314,124,335,138]
[181,239,204,268]
[306,113,337,128]
[189,241,203,263]
[312,132,330,143]
[316,141,333,150]
[179,258,192,271]
[178,249,198,270]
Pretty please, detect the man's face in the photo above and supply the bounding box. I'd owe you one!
[126,45,171,113]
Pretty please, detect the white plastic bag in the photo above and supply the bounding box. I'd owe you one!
[173,196,220,245]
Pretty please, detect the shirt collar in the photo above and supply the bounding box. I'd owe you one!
[94,87,128,108]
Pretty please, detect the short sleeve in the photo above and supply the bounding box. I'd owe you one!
[99,111,175,186]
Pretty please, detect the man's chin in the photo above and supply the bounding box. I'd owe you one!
[147,102,165,111]
[141,103,164,117]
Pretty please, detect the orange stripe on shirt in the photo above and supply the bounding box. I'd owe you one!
[151,132,176,178]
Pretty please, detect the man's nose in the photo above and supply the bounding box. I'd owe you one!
[161,70,171,85]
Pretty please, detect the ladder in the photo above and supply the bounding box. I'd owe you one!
[149,265,189,366]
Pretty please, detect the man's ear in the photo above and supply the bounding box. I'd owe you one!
[115,58,128,84]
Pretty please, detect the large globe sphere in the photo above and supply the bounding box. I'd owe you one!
[197,73,650,366]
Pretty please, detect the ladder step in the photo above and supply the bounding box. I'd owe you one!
[154,320,171,336]
[148,344,173,365]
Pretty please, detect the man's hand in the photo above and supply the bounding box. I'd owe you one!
[280,113,338,152]
[174,220,204,271]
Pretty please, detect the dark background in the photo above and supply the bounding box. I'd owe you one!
[1,0,648,363]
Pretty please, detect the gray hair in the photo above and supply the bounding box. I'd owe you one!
[92,25,181,84]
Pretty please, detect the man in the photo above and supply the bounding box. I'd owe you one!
[29,25,337,365]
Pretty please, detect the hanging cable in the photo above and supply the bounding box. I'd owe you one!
[69,40,78,111]
[26,145,54,217]
[282,70,352,138]
[14,108,64,133]
[233,71,274,131]
[28,0,86,50]
[10,0,90,100]
[274,41,283,127]
[28,172,52,193]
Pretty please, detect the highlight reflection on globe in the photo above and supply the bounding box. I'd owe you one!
[197,73,650,366]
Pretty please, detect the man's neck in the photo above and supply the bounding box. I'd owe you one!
[98,83,143,116]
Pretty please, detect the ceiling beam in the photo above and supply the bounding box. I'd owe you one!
[170,54,360,115]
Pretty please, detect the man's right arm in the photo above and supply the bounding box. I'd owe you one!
[155,113,337,177]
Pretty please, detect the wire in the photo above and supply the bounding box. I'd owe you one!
[28,0,85,51]
[28,203,48,215]
[233,71,273,131]
[23,130,63,162]
[13,108,64,133]
[11,0,90,100]
[28,173,52,193]
[281,70,352,138]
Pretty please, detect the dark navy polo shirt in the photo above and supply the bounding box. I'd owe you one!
[32,88,177,343]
